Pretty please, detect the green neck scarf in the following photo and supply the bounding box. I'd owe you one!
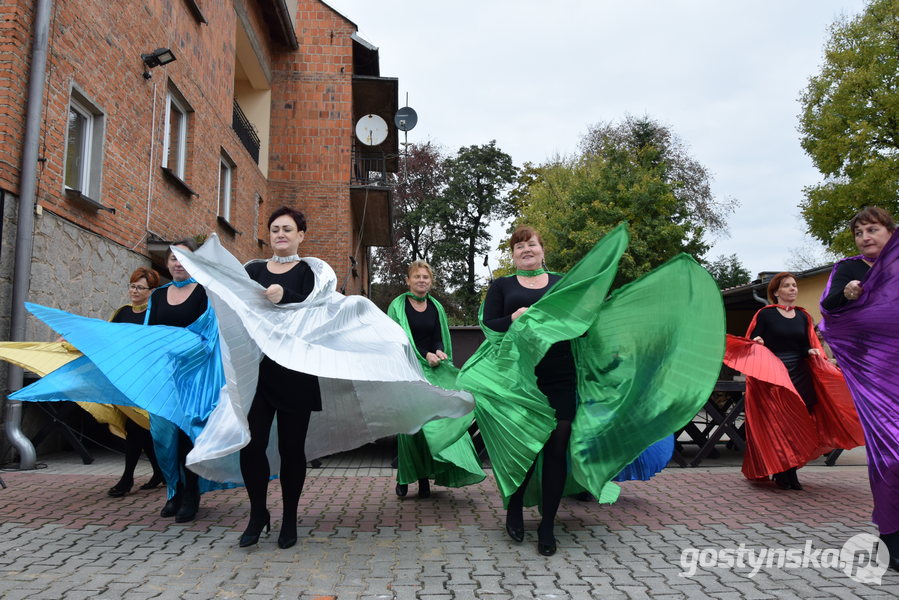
[516,268,546,277]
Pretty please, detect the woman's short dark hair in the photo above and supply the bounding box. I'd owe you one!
[766,272,796,304]
[166,238,198,260]
[268,206,307,232]
[130,267,160,289]
[849,206,896,233]
[508,225,543,251]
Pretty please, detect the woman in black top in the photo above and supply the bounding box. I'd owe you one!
[819,206,899,571]
[749,272,821,490]
[106,267,164,496]
[483,225,575,557]
[146,238,208,523]
[238,206,321,550]
[821,206,896,311]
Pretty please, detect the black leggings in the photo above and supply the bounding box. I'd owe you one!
[121,419,161,481]
[239,392,312,522]
[509,419,573,538]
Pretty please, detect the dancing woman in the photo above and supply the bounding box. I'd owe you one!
[146,238,210,523]
[387,260,484,499]
[238,206,321,549]
[819,206,899,571]
[726,273,863,490]
[459,224,725,558]
[481,226,576,556]
[101,268,165,496]
[744,273,819,490]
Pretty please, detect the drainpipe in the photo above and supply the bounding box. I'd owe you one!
[4,0,53,469]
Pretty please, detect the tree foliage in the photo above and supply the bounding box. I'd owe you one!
[798,0,899,254]
[369,142,447,309]
[438,141,517,320]
[703,254,752,290]
[513,116,735,287]
[369,140,516,323]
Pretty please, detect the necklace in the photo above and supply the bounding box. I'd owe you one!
[271,254,300,263]
[131,303,148,312]
[172,278,197,288]
[408,293,428,302]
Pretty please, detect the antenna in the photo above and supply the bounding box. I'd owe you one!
[394,93,418,181]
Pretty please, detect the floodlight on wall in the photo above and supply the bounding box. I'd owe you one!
[141,48,176,79]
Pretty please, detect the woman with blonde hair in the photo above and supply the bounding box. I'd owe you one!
[387,260,484,499]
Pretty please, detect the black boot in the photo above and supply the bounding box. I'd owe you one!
[881,532,899,572]
[417,478,431,499]
[175,475,200,523]
[160,483,181,518]
[787,467,803,491]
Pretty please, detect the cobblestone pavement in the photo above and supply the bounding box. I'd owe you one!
[0,449,895,599]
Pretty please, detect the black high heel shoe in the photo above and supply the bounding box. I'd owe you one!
[537,521,557,556]
[505,512,524,543]
[140,473,165,490]
[278,522,298,549]
[239,511,271,547]
[108,477,133,498]
[537,537,557,556]
[772,472,790,489]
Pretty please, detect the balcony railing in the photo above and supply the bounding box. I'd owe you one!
[352,148,387,185]
[232,100,260,163]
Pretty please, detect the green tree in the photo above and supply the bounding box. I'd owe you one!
[703,254,752,289]
[436,141,517,321]
[798,0,899,254]
[369,142,448,309]
[515,116,735,287]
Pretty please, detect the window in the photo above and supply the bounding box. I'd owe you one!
[162,87,190,179]
[64,91,104,200]
[218,153,234,222]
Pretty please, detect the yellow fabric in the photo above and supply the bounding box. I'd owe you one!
[0,340,150,438]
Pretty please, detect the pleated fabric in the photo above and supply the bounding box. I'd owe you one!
[820,234,899,535]
[725,308,864,480]
[10,302,232,497]
[459,224,725,507]
[613,436,675,482]
[387,294,485,488]
[169,236,476,484]
[0,339,150,439]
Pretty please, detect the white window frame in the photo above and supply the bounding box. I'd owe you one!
[162,88,190,178]
[64,91,104,199]
[218,153,235,222]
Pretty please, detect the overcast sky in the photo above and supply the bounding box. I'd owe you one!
[326,0,868,278]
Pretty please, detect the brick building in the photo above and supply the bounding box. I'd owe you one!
[0,0,397,460]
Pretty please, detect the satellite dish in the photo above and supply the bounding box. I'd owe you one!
[394,106,418,132]
[355,114,389,146]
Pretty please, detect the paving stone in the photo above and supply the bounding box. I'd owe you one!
[0,453,886,599]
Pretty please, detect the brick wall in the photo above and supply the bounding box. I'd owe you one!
[269,0,361,293]
[0,1,33,195]
[2,0,374,296]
